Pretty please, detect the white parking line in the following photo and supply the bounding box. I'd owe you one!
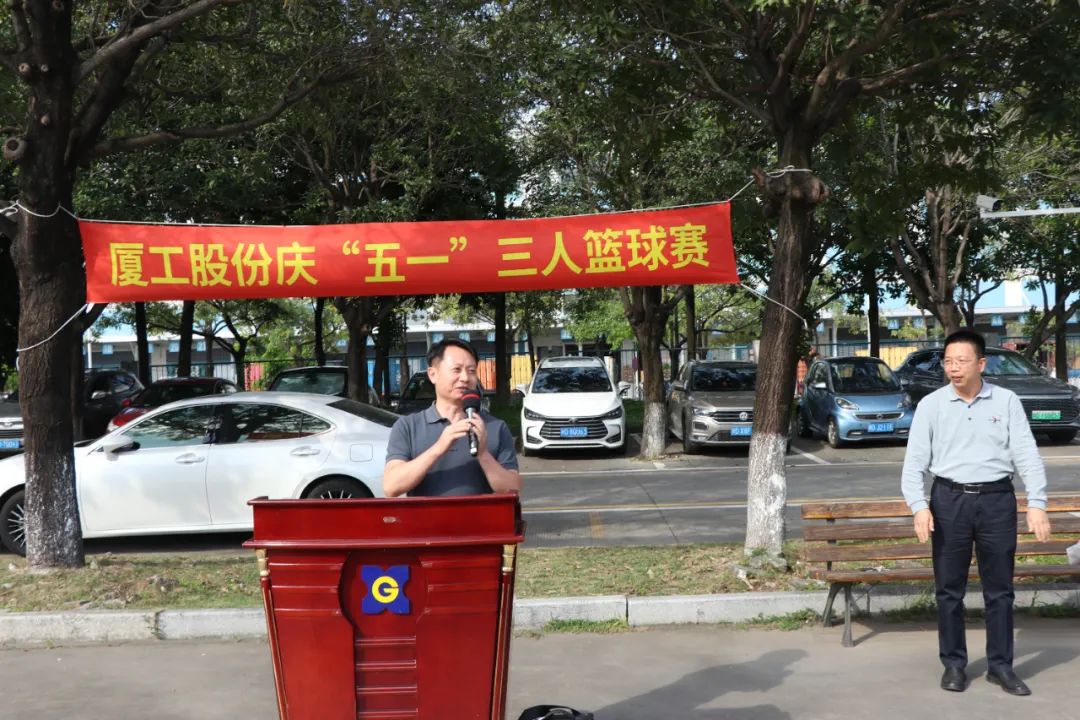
[791,447,830,465]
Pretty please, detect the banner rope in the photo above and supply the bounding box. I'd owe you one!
[3,165,814,354]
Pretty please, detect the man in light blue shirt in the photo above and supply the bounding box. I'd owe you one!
[901,330,1051,697]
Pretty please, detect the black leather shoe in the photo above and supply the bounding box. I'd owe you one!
[987,668,1031,696]
[941,667,966,692]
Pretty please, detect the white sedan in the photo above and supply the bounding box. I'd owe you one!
[0,392,394,555]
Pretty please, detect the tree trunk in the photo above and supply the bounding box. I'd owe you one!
[745,140,826,561]
[494,293,509,405]
[865,265,880,358]
[935,302,963,336]
[231,339,248,391]
[313,297,326,366]
[204,329,215,377]
[685,285,697,360]
[346,323,372,403]
[1056,269,1068,380]
[177,300,195,376]
[14,204,85,568]
[135,302,150,385]
[525,321,537,374]
[11,2,85,567]
[636,292,668,459]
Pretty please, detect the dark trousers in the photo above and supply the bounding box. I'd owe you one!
[930,480,1017,671]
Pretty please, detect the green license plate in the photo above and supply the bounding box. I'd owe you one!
[1032,410,1061,420]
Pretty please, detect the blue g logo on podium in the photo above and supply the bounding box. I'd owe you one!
[361,565,411,615]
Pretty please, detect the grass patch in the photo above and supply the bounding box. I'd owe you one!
[541,618,630,634]
[0,554,261,612]
[727,609,821,631]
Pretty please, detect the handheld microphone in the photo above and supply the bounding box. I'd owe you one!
[462,391,482,457]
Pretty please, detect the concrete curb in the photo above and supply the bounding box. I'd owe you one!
[1,585,1078,648]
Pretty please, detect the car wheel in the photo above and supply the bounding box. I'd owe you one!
[797,409,812,438]
[303,476,373,500]
[1047,430,1077,445]
[0,489,27,556]
[682,413,701,454]
[826,417,844,449]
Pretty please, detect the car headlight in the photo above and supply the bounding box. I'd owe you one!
[691,406,712,416]
[599,406,624,420]
[523,407,547,421]
[898,393,913,409]
[835,397,859,411]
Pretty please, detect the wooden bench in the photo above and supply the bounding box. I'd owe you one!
[800,495,1080,646]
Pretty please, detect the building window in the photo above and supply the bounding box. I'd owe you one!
[168,340,180,353]
[887,318,900,330]
[458,331,470,341]
[815,322,825,333]
[487,331,496,342]
[147,343,154,354]
[560,328,573,340]
[913,317,925,329]
[991,314,1004,327]
[431,332,444,343]
[102,343,114,355]
[1018,314,1028,324]
[196,340,206,352]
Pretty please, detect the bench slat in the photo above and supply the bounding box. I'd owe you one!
[803,539,1076,563]
[811,564,1080,584]
[803,517,1080,542]
[801,494,1080,520]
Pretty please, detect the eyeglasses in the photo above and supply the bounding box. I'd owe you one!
[942,357,977,368]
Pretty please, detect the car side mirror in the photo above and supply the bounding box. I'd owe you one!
[670,381,685,392]
[90,390,108,401]
[515,383,528,395]
[899,378,910,387]
[812,382,827,390]
[617,381,631,396]
[101,436,137,455]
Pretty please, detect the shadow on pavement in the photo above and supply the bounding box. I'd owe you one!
[593,648,804,719]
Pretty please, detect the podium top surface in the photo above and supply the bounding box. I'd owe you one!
[243,492,524,549]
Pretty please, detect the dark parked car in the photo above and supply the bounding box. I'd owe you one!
[267,366,387,408]
[0,391,23,454]
[83,369,145,438]
[392,371,490,416]
[107,376,238,431]
[894,347,1080,444]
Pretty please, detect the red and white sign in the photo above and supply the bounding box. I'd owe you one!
[82,203,737,302]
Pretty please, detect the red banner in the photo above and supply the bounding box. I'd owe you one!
[81,203,737,302]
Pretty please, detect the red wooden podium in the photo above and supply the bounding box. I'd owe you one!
[244,493,525,720]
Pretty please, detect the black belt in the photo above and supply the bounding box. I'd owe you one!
[934,475,1014,494]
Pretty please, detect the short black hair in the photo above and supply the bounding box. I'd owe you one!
[427,338,478,366]
[944,329,986,358]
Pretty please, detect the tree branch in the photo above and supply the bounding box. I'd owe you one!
[859,57,949,95]
[10,1,31,56]
[77,0,244,82]
[90,74,325,159]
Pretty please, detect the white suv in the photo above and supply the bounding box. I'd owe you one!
[519,356,629,455]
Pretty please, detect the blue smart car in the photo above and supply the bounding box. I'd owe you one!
[797,356,913,448]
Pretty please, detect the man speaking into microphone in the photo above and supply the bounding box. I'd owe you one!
[383,339,521,497]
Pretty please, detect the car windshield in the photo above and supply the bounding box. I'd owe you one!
[402,374,435,400]
[691,366,757,391]
[983,353,1042,376]
[829,361,900,392]
[328,399,399,428]
[531,366,612,393]
[271,371,346,395]
[136,383,218,406]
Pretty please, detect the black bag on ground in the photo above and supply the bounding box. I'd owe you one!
[517,706,594,720]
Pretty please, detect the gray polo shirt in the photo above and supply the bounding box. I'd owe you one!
[385,404,518,496]
[900,381,1047,513]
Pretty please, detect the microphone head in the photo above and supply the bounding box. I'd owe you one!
[461,391,482,411]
